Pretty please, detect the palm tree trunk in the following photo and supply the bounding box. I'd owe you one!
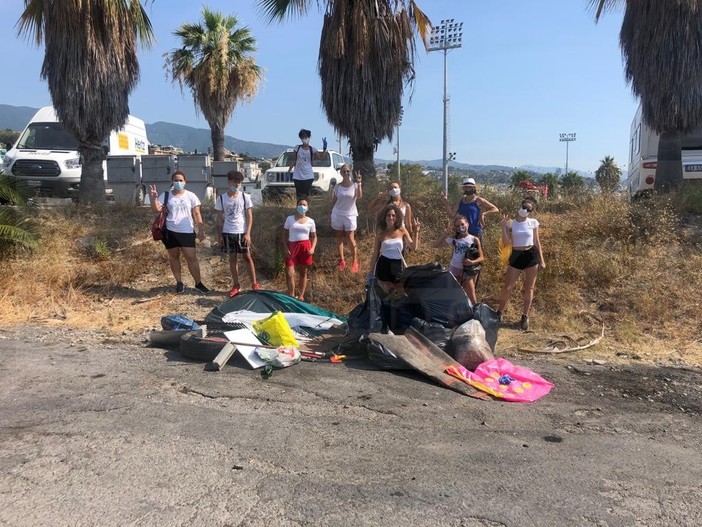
[655,130,683,192]
[211,126,225,161]
[350,141,376,179]
[79,143,106,204]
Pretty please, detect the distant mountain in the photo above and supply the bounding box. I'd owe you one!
[0,104,39,131]
[146,121,289,159]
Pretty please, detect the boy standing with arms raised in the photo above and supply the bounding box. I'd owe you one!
[215,171,260,297]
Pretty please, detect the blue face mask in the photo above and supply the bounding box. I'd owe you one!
[297,205,308,215]
[230,185,240,192]
[173,181,185,191]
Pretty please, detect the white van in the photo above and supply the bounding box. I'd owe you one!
[2,106,148,199]
[628,103,702,197]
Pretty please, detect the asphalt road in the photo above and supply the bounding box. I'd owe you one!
[1,327,700,526]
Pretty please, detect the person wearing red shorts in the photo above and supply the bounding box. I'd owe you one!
[282,198,317,301]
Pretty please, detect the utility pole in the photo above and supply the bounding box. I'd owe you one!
[428,19,463,194]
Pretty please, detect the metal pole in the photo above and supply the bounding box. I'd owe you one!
[565,141,569,177]
[396,124,401,184]
[442,47,449,195]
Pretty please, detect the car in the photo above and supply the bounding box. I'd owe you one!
[261,148,346,200]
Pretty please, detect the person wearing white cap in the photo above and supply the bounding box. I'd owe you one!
[441,177,499,241]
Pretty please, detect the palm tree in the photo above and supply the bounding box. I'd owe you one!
[591,1,702,191]
[560,171,585,195]
[595,155,621,193]
[165,8,262,161]
[510,170,534,189]
[18,0,154,204]
[258,0,430,178]
[0,175,37,253]
[538,173,560,198]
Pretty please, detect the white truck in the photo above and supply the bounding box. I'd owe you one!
[261,148,346,201]
[628,103,702,197]
[2,106,149,199]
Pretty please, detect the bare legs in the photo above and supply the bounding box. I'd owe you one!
[497,264,539,316]
[167,247,201,284]
[286,266,309,300]
[335,230,358,267]
[229,252,258,287]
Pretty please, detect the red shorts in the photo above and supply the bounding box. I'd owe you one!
[285,240,313,267]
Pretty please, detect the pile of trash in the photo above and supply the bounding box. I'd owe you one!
[149,263,553,402]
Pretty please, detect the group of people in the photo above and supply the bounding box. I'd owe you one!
[149,130,546,329]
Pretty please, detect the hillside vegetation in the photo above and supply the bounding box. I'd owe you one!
[1,181,701,366]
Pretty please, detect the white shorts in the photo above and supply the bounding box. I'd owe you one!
[331,212,357,232]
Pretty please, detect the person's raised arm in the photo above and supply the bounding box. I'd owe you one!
[368,191,387,215]
[404,202,414,237]
[477,196,500,226]
[431,220,453,248]
[149,185,162,212]
[439,192,455,219]
[406,219,421,251]
[355,171,363,199]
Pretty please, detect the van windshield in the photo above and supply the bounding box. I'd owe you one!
[274,149,331,168]
[17,122,79,150]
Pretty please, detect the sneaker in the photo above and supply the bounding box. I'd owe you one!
[351,261,359,273]
[175,282,185,294]
[194,282,210,294]
[337,260,346,271]
[520,314,529,331]
[252,283,261,291]
[229,284,240,298]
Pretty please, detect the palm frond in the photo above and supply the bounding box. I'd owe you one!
[257,0,311,22]
[587,0,625,22]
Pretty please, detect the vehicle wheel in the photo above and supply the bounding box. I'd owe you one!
[135,185,146,206]
[179,332,229,361]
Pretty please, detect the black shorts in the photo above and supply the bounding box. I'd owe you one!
[162,229,196,249]
[294,178,314,200]
[376,255,404,284]
[221,233,250,254]
[509,247,539,270]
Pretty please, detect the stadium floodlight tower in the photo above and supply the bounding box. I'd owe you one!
[559,132,577,177]
[428,19,463,194]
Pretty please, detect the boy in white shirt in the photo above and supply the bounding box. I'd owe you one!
[215,171,260,297]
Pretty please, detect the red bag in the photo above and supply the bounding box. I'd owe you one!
[151,191,169,241]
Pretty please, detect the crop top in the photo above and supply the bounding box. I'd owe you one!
[510,218,539,247]
[380,237,404,259]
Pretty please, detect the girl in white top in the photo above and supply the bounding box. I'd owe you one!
[368,181,414,239]
[432,215,484,304]
[149,171,208,294]
[331,164,363,273]
[281,198,317,301]
[370,204,420,297]
[496,198,546,330]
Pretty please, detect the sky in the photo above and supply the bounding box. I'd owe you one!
[0,0,636,175]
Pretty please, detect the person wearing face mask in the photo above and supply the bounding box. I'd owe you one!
[149,171,209,294]
[330,164,363,272]
[441,177,499,241]
[215,171,260,297]
[432,215,484,304]
[287,128,328,201]
[281,198,317,301]
[496,198,546,330]
[368,181,414,238]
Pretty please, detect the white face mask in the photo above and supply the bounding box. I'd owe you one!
[389,187,401,198]
[301,138,310,145]
[518,207,530,218]
[230,184,240,192]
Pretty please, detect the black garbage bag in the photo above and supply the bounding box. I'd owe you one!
[410,317,454,355]
[361,335,412,371]
[401,263,473,328]
[341,278,385,356]
[473,303,500,352]
[381,296,419,334]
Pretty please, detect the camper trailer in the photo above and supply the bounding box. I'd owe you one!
[628,103,702,197]
[2,106,148,199]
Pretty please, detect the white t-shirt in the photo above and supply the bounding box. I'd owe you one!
[215,192,253,234]
[159,190,201,233]
[331,183,358,216]
[284,215,316,242]
[292,145,316,181]
[445,235,478,268]
[511,218,540,247]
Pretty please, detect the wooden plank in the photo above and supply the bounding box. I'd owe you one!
[369,328,490,400]
[204,342,236,372]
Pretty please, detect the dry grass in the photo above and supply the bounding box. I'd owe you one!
[1,186,701,366]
